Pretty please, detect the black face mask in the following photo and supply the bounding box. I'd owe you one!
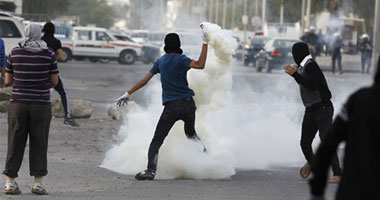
[292,42,310,65]
[42,22,55,35]
[164,33,183,54]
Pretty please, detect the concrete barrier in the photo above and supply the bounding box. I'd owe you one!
[51,97,93,118]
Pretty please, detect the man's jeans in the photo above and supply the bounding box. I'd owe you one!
[301,104,342,176]
[147,97,204,172]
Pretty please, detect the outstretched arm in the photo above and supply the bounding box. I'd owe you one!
[127,72,154,95]
[114,72,154,106]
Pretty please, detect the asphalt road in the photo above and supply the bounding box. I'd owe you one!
[0,54,373,200]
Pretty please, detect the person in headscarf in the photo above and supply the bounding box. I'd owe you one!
[283,42,342,183]
[309,56,380,200]
[42,22,79,127]
[17,23,48,52]
[3,23,58,195]
[114,24,208,180]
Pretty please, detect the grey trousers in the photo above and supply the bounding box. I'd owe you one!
[3,103,52,178]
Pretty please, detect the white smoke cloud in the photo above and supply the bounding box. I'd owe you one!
[101,21,372,179]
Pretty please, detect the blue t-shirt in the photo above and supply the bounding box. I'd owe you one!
[150,54,195,104]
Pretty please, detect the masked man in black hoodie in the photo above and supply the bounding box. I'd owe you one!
[42,22,79,127]
[309,56,380,200]
[284,42,342,183]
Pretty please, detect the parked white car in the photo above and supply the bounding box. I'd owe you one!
[61,26,143,64]
[0,15,25,55]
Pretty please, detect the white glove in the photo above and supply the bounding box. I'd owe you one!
[310,195,325,200]
[114,91,130,106]
[200,23,208,44]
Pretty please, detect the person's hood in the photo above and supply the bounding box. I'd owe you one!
[164,33,183,54]
[42,22,55,36]
[19,24,48,53]
[292,42,310,65]
[375,56,380,85]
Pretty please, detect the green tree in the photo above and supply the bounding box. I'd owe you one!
[65,0,116,28]
[22,0,69,20]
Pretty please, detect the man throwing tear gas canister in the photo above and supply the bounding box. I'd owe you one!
[114,23,208,180]
[283,42,342,183]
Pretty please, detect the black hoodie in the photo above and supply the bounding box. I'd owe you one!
[291,42,332,108]
[41,22,62,53]
[310,57,380,200]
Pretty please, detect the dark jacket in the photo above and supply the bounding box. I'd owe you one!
[310,57,380,200]
[41,22,62,53]
[331,38,343,56]
[359,40,372,57]
[291,42,332,108]
[305,33,318,46]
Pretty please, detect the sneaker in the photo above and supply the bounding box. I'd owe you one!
[135,170,156,180]
[4,182,21,195]
[31,183,48,195]
[64,118,80,127]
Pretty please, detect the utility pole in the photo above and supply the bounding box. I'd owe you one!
[231,0,236,29]
[255,0,259,16]
[305,0,311,28]
[262,0,266,30]
[301,0,306,34]
[222,0,227,28]
[243,0,248,44]
[203,0,208,21]
[372,0,380,73]
[209,0,214,22]
[280,0,284,24]
[215,0,219,25]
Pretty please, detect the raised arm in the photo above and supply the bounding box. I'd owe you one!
[292,64,319,90]
[189,23,209,69]
[189,44,208,69]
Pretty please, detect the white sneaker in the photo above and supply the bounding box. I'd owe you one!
[4,182,21,195]
[31,183,48,195]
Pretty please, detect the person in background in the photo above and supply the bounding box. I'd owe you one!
[331,33,344,74]
[42,22,79,127]
[305,26,319,58]
[324,29,333,56]
[358,34,372,74]
[300,29,310,42]
[114,24,208,181]
[283,42,342,184]
[0,38,5,87]
[3,23,58,195]
[316,29,324,56]
[309,56,380,200]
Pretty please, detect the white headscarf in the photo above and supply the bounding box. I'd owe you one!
[18,23,48,53]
